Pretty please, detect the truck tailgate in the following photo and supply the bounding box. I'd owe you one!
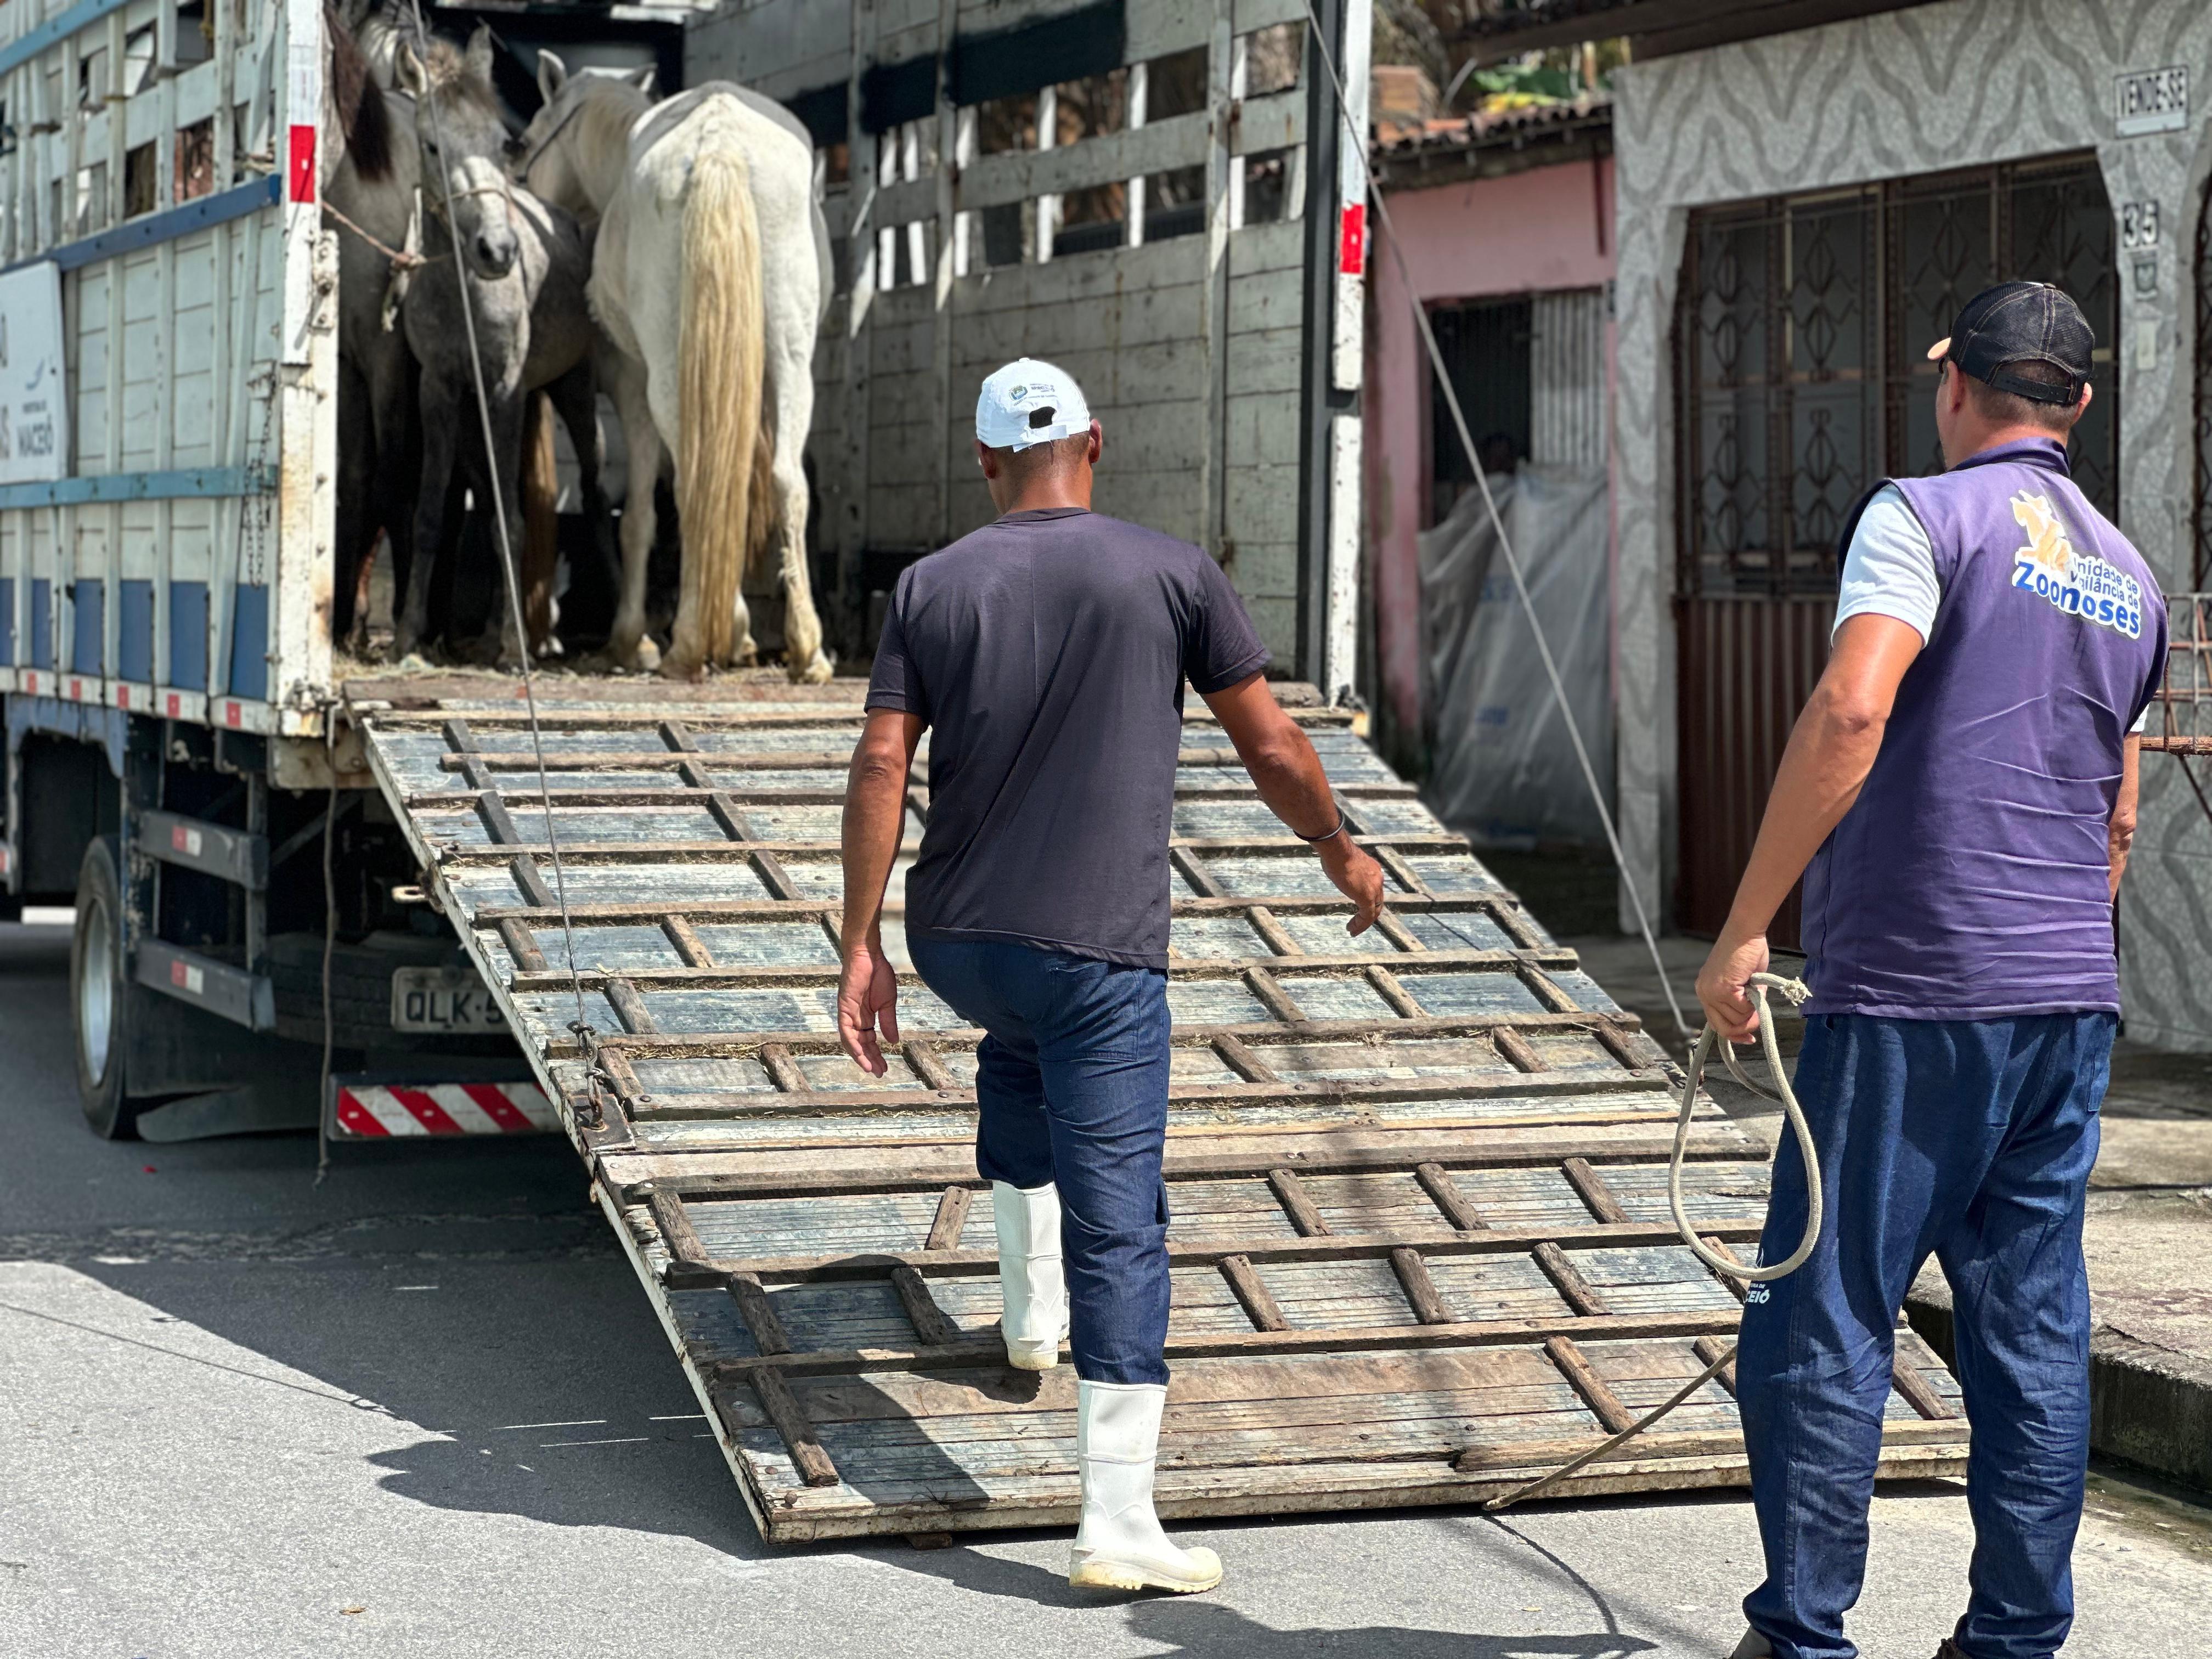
[348,680,1968,1543]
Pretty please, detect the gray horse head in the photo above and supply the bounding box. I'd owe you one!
[394,26,518,281]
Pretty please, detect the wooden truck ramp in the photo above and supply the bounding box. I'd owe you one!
[345,680,1969,1544]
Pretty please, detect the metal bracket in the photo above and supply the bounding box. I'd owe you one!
[134,808,268,890]
[135,939,275,1032]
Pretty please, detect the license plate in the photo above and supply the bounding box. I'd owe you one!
[391,966,507,1033]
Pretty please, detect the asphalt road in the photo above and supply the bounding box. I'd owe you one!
[3,920,2209,1659]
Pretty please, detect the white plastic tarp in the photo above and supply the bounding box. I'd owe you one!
[1418,465,1613,847]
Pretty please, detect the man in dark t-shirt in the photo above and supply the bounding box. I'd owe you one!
[839,359,1383,1595]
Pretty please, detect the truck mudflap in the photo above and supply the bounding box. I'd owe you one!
[346,680,1970,1544]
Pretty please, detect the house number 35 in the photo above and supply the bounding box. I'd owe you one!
[2122,200,2160,249]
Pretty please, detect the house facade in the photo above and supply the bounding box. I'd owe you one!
[1363,100,1615,837]
[1602,0,2212,1045]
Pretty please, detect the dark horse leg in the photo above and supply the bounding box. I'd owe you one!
[545,362,618,650]
[397,376,460,661]
[519,390,559,656]
[333,356,374,647]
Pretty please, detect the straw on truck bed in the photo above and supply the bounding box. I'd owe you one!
[345,676,1969,1543]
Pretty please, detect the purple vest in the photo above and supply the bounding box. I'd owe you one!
[1801,437,2165,1019]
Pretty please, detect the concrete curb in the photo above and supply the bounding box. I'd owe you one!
[1905,1283,2212,1492]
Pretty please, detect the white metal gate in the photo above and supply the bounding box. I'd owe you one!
[0,0,331,743]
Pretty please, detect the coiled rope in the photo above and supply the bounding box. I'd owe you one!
[1482,973,1821,1509]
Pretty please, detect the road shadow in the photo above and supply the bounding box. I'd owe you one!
[865,1543,1658,1657]
[1125,1601,1657,1658]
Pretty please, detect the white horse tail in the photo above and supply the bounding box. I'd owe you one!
[676,139,763,667]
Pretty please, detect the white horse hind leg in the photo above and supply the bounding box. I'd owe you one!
[761,270,831,683]
[732,572,757,668]
[772,444,829,683]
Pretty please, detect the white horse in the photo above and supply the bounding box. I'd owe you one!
[512,58,832,681]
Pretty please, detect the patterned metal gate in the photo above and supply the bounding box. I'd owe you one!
[2197,168,2212,587]
[1674,156,2119,941]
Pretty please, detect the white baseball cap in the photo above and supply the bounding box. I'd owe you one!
[976,358,1092,452]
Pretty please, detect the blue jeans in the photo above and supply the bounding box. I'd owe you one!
[907,936,1173,1386]
[1739,1012,2112,1659]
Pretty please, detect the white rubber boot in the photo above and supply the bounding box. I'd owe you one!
[1068,1380,1223,1593]
[992,1181,1068,1371]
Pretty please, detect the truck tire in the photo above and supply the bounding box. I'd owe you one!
[71,836,140,1139]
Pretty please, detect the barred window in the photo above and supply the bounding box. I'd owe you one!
[1675,156,2118,601]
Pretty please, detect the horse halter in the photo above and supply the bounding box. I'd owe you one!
[420,174,515,227]
[507,97,589,188]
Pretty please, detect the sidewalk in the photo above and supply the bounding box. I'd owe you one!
[1565,932,2212,1492]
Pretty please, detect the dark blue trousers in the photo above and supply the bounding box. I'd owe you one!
[1739,1012,2112,1659]
[907,937,1173,1386]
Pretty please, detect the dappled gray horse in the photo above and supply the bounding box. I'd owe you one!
[321,3,418,646]
[392,36,615,664]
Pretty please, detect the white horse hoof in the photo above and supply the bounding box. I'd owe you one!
[789,651,833,685]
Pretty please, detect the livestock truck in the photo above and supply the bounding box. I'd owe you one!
[0,0,1968,1541]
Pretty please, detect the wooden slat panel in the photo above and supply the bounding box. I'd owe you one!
[352,689,1969,1547]
[1268,1167,1330,1237]
[923,1186,973,1252]
[1564,1158,1632,1225]
[1390,1247,1452,1325]
[1545,1335,1638,1435]
[1221,1254,1289,1331]
[747,1370,841,1487]
[1533,1242,1610,1316]
[1416,1161,1487,1232]
[890,1265,963,1347]
[677,1218,1768,1282]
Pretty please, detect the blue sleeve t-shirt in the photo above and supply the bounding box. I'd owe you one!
[866,506,1270,969]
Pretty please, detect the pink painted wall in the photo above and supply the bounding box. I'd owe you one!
[1365,154,1616,750]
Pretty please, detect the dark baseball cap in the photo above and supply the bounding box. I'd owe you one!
[1924,280,2094,404]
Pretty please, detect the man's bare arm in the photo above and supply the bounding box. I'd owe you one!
[1200,672,1386,934]
[1694,614,1924,1041]
[838,709,926,1074]
[2110,734,2141,900]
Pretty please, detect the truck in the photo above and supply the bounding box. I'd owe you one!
[0,0,1970,1541]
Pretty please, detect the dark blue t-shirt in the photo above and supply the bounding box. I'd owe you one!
[865,507,1270,968]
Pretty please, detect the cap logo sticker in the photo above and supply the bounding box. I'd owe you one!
[2008,491,2143,638]
[1009,385,1028,399]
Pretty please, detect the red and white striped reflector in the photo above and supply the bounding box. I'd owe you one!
[332,1081,559,1138]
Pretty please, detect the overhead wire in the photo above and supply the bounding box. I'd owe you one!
[1294,4,1826,1502]
[397,0,601,1120]
[1293,3,1690,1041]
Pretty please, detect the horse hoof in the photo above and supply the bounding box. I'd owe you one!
[631,637,662,674]
[788,651,833,685]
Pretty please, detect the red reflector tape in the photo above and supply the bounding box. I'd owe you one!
[1338,203,1365,276]
[288,124,317,203]
[332,1082,559,1138]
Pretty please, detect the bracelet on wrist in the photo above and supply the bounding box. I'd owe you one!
[1298,812,1347,845]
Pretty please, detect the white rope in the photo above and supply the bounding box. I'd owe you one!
[1486,974,1824,1509]
[1289,9,1827,1503]
[1295,2,1690,1039]
[398,0,600,1117]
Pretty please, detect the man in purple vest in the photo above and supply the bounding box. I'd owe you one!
[1696,283,2166,1659]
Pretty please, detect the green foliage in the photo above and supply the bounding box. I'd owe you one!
[1466,60,1579,104]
